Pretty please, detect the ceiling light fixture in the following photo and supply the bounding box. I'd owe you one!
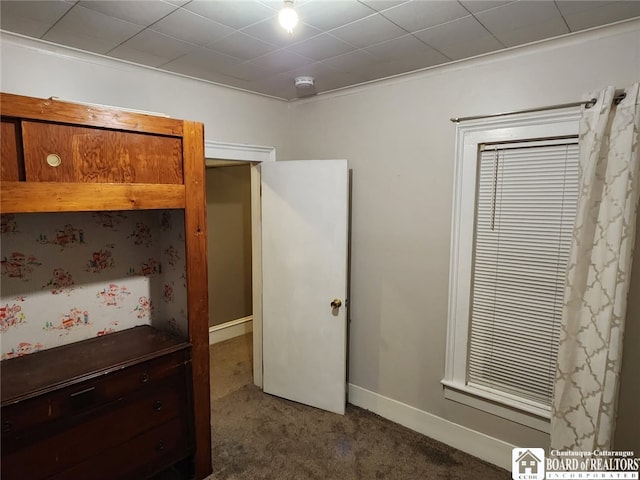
[279,0,298,34]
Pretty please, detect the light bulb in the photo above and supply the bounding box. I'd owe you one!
[279,1,298,34]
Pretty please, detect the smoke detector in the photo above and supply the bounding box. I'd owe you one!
[294,76,315,89]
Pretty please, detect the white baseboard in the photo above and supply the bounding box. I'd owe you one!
[348,383,515,471]
[208,316,253,345]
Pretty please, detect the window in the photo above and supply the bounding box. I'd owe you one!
[443,109,581,432]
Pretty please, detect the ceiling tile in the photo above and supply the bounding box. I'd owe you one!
[330,12,408,48]
[195,70,253,89]
[163,0,191,6]
[357,1,411,13]
[249,50,316,76]
[109,30,196,66]
[108,44,172,68]
[556,1,640,31]
[380,0,469,32]
[458,1,515,14]
[475,1,570,47]
[160,47,249,86]
[321,49,380,75]
[364,34,449,64]
[244,73,298,99]
[207,31,277,60]
[294,0,376,30]
[43,4,144,54]
[287,33,356,61]
[414,15,504,60]
[151,8,235,45]
[286,59,344,78]
[216,61,276,82]
[255,0,314,9]
[359,50,449,82]
[161,46,243,77]
[0,0,74,38]
[355,57,414,82]
[184,0,275,29]
[241,19,323,48]
[555,0,619,16]
[313,70,368,92]
[77,0,177,26]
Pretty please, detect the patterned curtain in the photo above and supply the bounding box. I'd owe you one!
[551,83,640,451]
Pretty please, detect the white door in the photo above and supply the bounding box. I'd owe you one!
[261,159,348,415]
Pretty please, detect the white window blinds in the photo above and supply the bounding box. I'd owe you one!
[467,140,579,408]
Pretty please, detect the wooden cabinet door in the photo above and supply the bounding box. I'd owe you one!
[21,121,184,184]
[1,119,22,181]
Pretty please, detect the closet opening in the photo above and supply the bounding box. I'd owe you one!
[206,160,254,400]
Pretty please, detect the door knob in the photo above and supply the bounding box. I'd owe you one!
[330,299,342,309]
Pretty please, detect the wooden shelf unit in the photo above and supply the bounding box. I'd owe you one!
[0,92,212,479]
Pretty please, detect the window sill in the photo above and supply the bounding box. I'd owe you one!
[441,380,551,433]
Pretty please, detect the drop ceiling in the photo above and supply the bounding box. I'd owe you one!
[2,0,639,100]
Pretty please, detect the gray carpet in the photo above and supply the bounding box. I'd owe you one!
[210,384,511,480]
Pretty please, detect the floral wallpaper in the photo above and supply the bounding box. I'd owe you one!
[0,210,188,359]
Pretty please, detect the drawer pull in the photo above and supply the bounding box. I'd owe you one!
[140,372,150,383]
[156,440,166,452]
[153,400,163,412]
[70,386,96,409]
[2,420,12,433]
[46,153,62,167]
[70,386,96,398]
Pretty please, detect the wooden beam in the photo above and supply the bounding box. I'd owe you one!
[0,93,183,137]
[0,182,186,212]
[182,120,212,480]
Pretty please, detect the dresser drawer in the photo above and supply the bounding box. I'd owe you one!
[2,349,189,442]
[51,416,191,480]
[1,378,189,480]
[21,121,183,184]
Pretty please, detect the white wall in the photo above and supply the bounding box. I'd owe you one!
[0,33,289,151]
[285,19,640,457]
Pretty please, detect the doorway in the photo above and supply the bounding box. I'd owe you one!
[206,160,254,398]
[203,140,274,390]
[206,162,253,341]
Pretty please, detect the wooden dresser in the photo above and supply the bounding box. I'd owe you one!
[1,326,193,480]
[0,92,211,479]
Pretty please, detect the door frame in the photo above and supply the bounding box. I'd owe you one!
[204,140,276,388]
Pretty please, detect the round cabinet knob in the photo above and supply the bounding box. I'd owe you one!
[140,372,150,383]
[330,299,342,309]
[153,400,163,411]
[46,153,62,167]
